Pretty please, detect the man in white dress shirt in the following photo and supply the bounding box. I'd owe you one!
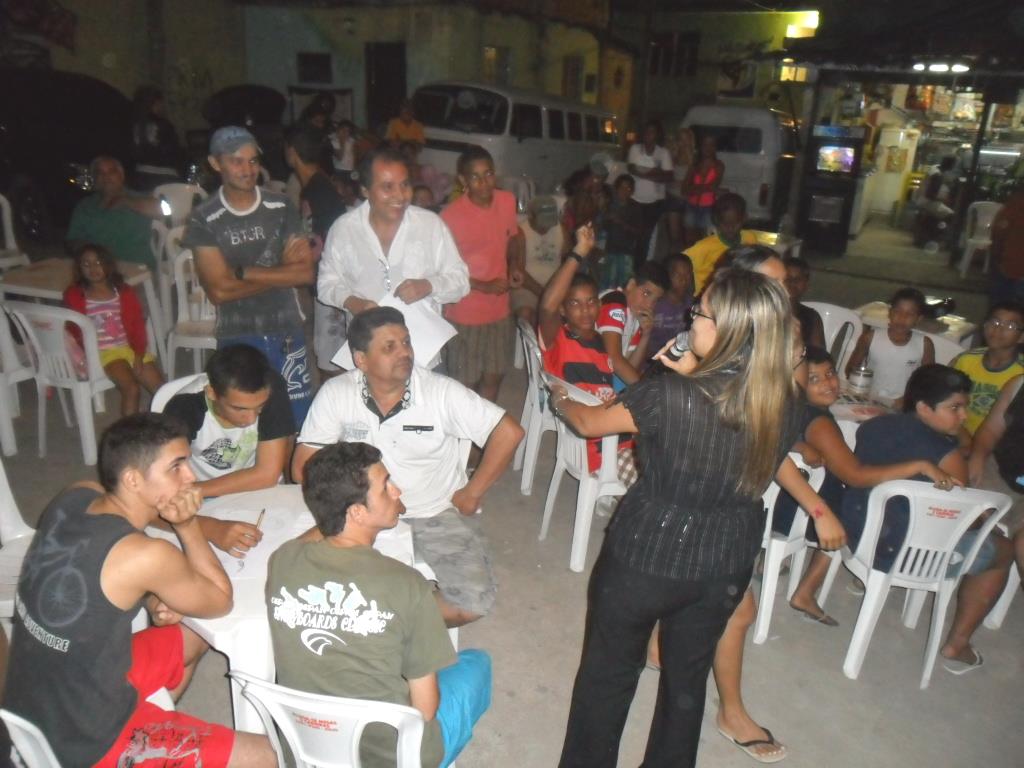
[318,147,469,347]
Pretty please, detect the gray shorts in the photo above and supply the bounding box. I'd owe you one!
[407,508,497,617]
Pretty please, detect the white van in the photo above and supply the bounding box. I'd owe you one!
[412,81,619,194]
[681,105,798,225]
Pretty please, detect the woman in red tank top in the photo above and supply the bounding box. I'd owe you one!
[681,135,725,245]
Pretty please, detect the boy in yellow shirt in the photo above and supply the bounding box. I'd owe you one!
[684,192,757,293]
[953,301,1024,434]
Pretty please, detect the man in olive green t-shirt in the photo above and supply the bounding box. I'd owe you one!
[66,156,162,266]
[267,442,491,768]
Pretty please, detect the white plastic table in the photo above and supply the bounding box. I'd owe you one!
[147,484,428,734]
[0,257,168,365]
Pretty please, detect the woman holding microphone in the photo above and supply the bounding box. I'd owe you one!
[553,267,845,768]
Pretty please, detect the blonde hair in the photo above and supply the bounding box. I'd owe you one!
[692,268,796,497]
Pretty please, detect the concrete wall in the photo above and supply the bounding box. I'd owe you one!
[615,9,811,127]
[23,0,246,133]
[245,4,616,125]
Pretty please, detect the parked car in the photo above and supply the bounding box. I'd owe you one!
[413,81,619,193]
[681,105,798,226]
[0,68,133,242]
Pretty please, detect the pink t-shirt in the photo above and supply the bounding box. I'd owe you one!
[442,189,519,326]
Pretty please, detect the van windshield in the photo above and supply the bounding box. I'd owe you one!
[692,124,763,154]
[413,86,510,135]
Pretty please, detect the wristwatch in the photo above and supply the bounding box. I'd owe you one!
[567,251,584,266]
[234,264,245,280]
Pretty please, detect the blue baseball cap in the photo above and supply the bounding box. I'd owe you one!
[209,126,261,156]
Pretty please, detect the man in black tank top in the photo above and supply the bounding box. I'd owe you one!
[3,414,275,767]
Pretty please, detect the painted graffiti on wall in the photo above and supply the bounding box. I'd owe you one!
[166,60,214,123]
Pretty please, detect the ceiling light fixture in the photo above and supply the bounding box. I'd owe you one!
[951,63,970,73]
[928,63,950,73]
[912,63,925,71]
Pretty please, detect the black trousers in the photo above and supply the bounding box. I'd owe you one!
[634,200,665,270]
[559,548,751,768]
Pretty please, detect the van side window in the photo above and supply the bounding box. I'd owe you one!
[511,103,543,139]
[548,109,565,140]
[584,115,599,142]
[567,112,582,141]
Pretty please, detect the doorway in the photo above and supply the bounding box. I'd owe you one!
[365,42,407,136]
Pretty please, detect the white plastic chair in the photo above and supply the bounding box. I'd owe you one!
[153,182,207,228]
[264,180,289,195]
[230,670,425,768]
[3,300,115,466]
[957,201,1001,277]
[166,248,217,378]
[1,709,61,768]
[150,372,208,413]
[0,308,33,457]
[839,480,1010,689]
[513,319,556,496]
[753,453,827,644]
[540,373,626,573]
[0,192,29,270]
[804,302,863,374]
[921,331,967,366]
[156,224,186,331]
[0,457,33,638]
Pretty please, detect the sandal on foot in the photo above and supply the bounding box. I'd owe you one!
[792,606,839,627]
[943,648,983,675]
[718,726,788,764]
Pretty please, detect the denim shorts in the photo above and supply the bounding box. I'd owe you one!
[946,529,997,578]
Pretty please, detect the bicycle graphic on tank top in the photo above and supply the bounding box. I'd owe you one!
[22,509,89,628]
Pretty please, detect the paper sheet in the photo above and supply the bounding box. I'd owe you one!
[332,292,456,370]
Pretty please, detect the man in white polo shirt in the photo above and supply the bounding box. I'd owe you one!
[292,307,524,626]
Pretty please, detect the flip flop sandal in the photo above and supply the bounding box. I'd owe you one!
[943,648,984,675]
[793,606,839,627]
[718,726,788,764]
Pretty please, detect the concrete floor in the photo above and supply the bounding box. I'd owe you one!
[5,217,1021,766]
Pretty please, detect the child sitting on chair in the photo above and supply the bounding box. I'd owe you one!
[538,223,636,488]
[821,365,1011,674]
[63,243,164,415]
[845,287,935,407]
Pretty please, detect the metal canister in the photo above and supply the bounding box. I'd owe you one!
[848,365,874,397]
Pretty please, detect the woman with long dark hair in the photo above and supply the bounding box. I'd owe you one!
[552,268,845,767]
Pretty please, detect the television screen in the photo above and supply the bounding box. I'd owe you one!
[817,145,856,174]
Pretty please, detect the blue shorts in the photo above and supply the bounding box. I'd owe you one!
[438,649,492,767]
[217,330,313,426]
[946,529,998,578]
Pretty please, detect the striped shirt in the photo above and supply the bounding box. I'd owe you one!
[610,373,800,580]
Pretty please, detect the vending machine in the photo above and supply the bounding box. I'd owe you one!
[797,125,866,255]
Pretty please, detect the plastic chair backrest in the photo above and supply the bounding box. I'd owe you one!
[153,183,207,227]
[964,201,1001,242]
[230,671,425,768]
[920,331,964,366]
[0,456,32,544]
[1,708,62,768]
[518,318,546,410]
[150,220,169,269]
[761,452,826,543]
[3,301,106,387]
[173,248,216,323]
[542,372,620,482]
[0,252,29,273]
[855,480,1011,586]
[0,192,19,253]
[151,373,208,413]
[803,302,863,372]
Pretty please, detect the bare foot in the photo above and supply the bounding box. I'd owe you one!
[940,642,977,664]
[717,710,787,762]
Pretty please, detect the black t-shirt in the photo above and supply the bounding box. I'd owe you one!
[181,188,303,337]
[300,171,346,239]
[795,302,825,348]
[612,373,801,580]
[5,487,140,766]
[994,383,1024,491]
[164,371,295,481]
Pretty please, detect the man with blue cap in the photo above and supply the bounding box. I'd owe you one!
[182,126,316,425]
